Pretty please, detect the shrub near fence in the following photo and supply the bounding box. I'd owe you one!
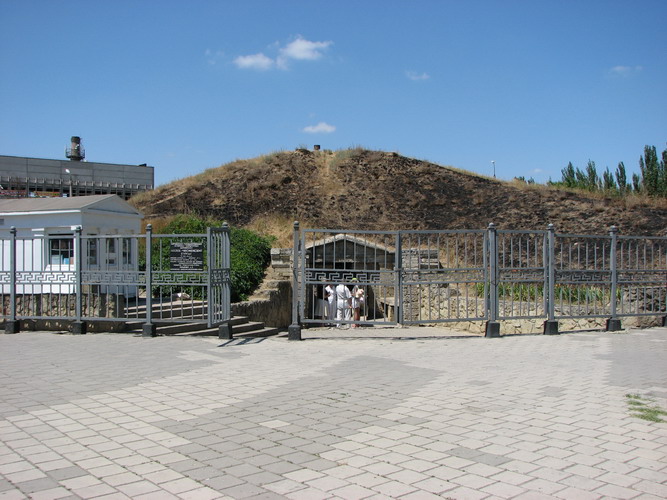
[474,283,617,305]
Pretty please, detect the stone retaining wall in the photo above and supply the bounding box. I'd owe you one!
[2,293,127,332]
[231,280,292,329]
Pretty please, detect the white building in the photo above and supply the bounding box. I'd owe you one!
[0,195,143,294]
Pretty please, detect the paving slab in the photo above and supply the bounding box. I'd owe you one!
[0,326,666,499]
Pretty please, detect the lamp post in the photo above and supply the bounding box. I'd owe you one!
[65,168,73,197]
[491,161,496,179]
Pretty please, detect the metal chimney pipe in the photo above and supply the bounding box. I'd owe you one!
[66,136,85,161]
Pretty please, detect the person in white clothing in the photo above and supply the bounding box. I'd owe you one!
[335,282,352,328]
[324,283,336,325]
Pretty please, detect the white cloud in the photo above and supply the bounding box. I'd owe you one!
[205,49,225,65]
[609,65,643,76]
[278,37,332,68]
[235,36,332,71]
[233,53,275,70]
[302,122,336,134]
[406,71,430,81]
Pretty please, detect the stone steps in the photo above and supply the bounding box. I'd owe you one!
[124,315,280,338]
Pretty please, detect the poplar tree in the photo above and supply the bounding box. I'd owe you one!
[615,162,628,195]
[639,145,665,196]
[561,162,576,188]
[585,160,599,191]
[554,143,666,197]
[602,167,617,193]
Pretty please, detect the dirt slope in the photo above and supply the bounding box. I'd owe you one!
[132,148,667,236]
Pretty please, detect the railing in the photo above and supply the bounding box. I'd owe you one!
[289,224,667,339]
[0,175,153,199]
[1,225,231,335]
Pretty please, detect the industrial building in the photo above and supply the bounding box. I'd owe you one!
[0,137,154,200]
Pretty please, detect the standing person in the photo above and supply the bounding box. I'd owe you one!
[351,278,365,327]
[314,281,326,320]
[324,282,336,326]
[335,281,352,328]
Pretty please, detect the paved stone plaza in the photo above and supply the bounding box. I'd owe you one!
[1,327,666,499]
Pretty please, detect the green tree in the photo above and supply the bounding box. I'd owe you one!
[553,143,666,198]
[615,162,628,195]
[585,160,600,191]
[639,145,660,196]
[228,227,272,302]
[574,164,588,189]
[602,167,617,193]
[561,162,576,188]
[660,147,667,197]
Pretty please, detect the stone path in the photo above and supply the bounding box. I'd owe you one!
[1,327,666,499]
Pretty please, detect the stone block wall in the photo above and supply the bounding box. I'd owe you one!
[2,293,128,332]
[3,293,123,318]
[231,280,292,329]
[270,248,292,280]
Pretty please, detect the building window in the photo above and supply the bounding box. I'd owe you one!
[87,238,98,266]
[49,237,74,265]
[107,239,116,266]
[122,238,132,265]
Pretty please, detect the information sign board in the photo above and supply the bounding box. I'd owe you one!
[170,242,204,271]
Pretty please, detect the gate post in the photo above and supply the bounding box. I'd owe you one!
[396,231,403,325]
[543,224,559,334]
[5,226,19,334]
[216,224,234,340]
[71,226,87,334]
[606,226,622,331]
[288,221,302,340]
[142,224,157,337]
[485,223,501,337]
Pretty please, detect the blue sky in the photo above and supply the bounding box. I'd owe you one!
[1,1,665,187]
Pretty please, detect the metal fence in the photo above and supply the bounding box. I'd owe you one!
[2,224,231,335]
[289,223,667,338]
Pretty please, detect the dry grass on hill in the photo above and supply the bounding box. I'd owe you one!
[131,148,667,242]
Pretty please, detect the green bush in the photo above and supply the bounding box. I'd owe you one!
[160,214,211,234]
[229,227,272,302]
[474,282,614,304]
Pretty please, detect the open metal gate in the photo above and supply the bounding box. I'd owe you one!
[208,226,232,327]
[296,228,400,327]
[293,226,491,329]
